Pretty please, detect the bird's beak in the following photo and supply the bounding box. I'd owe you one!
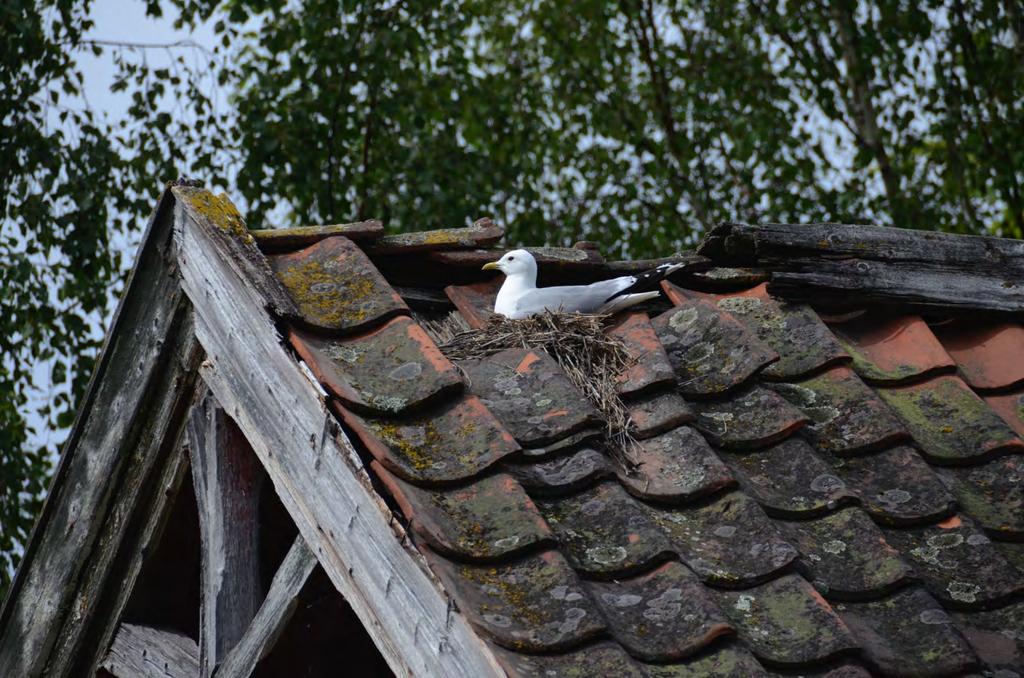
[481,261,500,271]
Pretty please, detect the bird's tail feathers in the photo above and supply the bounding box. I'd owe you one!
[599,291,661,315]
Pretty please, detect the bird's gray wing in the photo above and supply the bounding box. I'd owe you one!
[514,277,636,315]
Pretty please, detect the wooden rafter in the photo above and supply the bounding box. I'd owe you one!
[216,536,318,677]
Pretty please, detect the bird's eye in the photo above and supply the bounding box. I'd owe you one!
[508,256,515,261]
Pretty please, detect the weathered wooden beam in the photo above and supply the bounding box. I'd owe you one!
[174,190,503,677]
[99,623,199,678]
[216,536,317,678]
[699,222,1024,315]
[364,217,504,254]
[187,392,263,677]
[251,220,384,252]
[0,192,204,678]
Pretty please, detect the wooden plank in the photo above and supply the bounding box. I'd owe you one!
[187,392,263,677]
[216,536,317,678]
[0,192,204,678]
[100,623,199,678]
[251,220,384,252]
[698,221,1024,315]
[174,191,504,678]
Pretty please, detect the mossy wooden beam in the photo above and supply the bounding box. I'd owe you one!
[364,217,504,255]
[700,222,1024,315]
[251,220,385,252]
[171,187,300,320]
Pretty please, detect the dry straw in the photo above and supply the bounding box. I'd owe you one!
[433,311,641,470]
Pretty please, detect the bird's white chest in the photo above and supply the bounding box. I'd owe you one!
[494,278,533,319]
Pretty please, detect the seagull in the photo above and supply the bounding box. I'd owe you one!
[481,249,686,319]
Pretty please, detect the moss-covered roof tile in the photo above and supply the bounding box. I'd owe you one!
[715,574,858,667]
[588,561,733,662]
[836,588,978,676]
[460,347,601,447]
[820,446,956,526]
[617,426,735,503]
[289,315,462,415]
[650,492,798,587]
[693,385,809,449]
[425,548,606,652]
[780,508,914,600]
[375,464,552,560]
[883,515,1024,609]
[877,375,1024,465]
[535,482,672,577]
[767,366,909,455]
[652,294,778,397]
[269,235,408,333]
[334,396,519,484]
[719,438,855,518]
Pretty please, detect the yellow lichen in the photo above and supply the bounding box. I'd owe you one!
[185,190,252,244]
[276,261,376,327]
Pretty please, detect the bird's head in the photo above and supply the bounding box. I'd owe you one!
[482,249,536,279]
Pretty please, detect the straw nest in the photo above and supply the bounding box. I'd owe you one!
[425,311,641,470]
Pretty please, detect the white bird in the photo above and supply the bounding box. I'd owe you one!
[481,249,686,319]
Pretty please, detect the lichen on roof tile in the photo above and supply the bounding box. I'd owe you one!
[719,438,855,518]
[424,548,606,652]
[459,347,601,447]
[882,515,1024,609]
[652,296,778,397]
[931,321,1024,391]
[877,375,1024,464]
[289,316,462,415]
[821,446,956,526]
[505,446,612,496]
[670,283,849,380]
[588,561,733,661]
[649,492,798,587]
[780,508,913,600]
[333,396,518,484]
[715,574,858,667]
[836,588,978,676]
[767,366,909,455]
[693,385,809,449]
[937,455,1024,538]
[268,235,408,333]
[643,641,769,677]
[373,464,552,560]
[534,481,672,577]
[627,391,695,440]
[492,641,645,678]
[828,313,956,385]
[617,425,735,503]
[607,312,677,397]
